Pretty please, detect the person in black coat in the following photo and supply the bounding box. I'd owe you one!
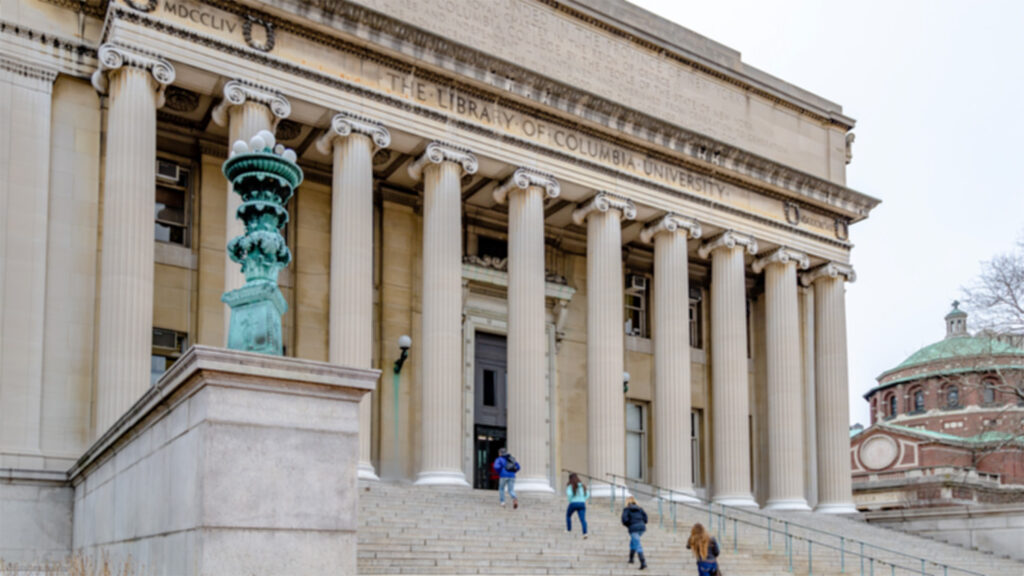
[621,496,648,570]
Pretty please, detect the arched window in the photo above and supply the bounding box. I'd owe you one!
[983,382,996,404]
[946,386,960,408]
[913,389,925,413]
[888,395,898,418]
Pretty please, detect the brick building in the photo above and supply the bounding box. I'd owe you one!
[852,303,1024,510]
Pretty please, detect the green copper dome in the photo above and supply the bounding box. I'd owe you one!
[889,336,1024,373]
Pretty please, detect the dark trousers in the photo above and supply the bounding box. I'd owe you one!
[566,502,588,534]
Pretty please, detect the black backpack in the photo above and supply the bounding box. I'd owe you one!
[504,455,517,472]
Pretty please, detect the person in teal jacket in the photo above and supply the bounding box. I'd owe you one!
[565,473,589,538]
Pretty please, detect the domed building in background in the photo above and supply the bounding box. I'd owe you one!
[852,301,1024,512]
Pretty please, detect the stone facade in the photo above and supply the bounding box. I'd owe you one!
[0,0,879,565]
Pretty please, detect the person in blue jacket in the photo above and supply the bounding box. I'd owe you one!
[621,496,648,570]
[493,447,520,509]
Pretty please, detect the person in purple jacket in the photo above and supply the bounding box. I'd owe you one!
[493,447,521,509]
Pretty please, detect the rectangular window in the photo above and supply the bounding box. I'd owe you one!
[155,158,191,247]
[689,287,703,349]
[624,274,649,338]
[151,327,188,385]
[483,369,496,407]
[626,401,647,481]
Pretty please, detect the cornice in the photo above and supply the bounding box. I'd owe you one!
[108,0,877,222]
[572,192,637,225]
[315,111,391,155]
[697,231,758,259]
[407,141,478,181]
[210,79,291,127]
[0,54,57,84]
[800,262,856,286]
[492,168,560,205]
[639,213,702,244]
[91,43,175,104]
[752,247,810,274]
[0,21,98,78]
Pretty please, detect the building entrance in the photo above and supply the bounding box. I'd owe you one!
[473,333,507,490]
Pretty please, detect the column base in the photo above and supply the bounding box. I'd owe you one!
[357,462,380,481]
[413,470,471,487]
[815,502,859,515]
[589,483,630,499]
[514,477,556,493]
[658,489,701,503]
[764,498,812,512]
[712,495,759,509]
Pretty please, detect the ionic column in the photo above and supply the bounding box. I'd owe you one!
[493,169,560,493]
[91,45,175,434]
[315,113,391,481]
[752,247,811,511]
[641,214,702,501]
[409,142,477,487]
[801,263,858,514]
[572,193,636,497]
[212,80,290,341]
[698,231,758,508]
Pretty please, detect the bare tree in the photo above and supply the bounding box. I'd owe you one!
[963,237,1024,337]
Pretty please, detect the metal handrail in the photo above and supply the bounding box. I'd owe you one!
[562,469,987,576]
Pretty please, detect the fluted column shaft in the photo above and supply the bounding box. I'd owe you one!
[505,184,552,492]
[413,143,475,487]
[95,67,163,434]
[761,258,809,510]
[705,237,757,507]
[328,132,377,479]
[652,230,696,499]
[223,102,275,337]
[811,272,857,513]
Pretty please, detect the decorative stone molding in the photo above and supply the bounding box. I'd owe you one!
[243,13,276,52]
[463,254,507,272]
[315,111,391,155]
[800,262,857,286]
[697,230,758,259]
[492,168,560,205]
[0,54,57,84]
[90,44,175,105]
[211,79,291,128]
[752,247,810,274]
[571,192,637,225]
[163,85,199,112]
[275,119,302,141]
[407,141,478,181]
[639,213,702,244]
[124,0,158,12]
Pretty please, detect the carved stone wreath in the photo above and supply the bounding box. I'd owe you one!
[163,86,200,113]
[124,0,158,12]
[243,14,276,52]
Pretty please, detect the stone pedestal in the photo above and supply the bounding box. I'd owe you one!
[572,193,635,498]
[69,346,378,575]
[699,232,758,508]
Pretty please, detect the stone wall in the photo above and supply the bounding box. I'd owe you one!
[865,504,1024,561]
[0,470,72,566]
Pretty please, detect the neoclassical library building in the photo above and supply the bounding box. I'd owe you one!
[1,0,879,554]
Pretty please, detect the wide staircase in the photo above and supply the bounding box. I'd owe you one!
[357,481,1024,575]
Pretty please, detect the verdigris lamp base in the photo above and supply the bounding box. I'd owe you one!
[222,281,287,355]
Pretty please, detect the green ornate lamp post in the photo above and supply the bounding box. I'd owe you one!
[221,129,302,355]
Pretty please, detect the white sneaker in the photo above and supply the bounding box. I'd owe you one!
[500,501,506,507]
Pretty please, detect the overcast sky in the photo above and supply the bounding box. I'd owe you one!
[629,0,1024,424]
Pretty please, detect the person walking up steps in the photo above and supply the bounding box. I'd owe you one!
[686,523,721,576]
[565,473,589,538]
[493,448,520,509]
[621,496,648,570]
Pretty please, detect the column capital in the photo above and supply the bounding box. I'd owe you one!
[493,168,560,205]
[91,43,175,104]
[697,230,757,259]
[571,192,637,225]
[315,111,391,154]
[211,79,291,127]
[639,213,702,244]
[408,141,478,181]
[752,247,810,274]
[800,262,856,286]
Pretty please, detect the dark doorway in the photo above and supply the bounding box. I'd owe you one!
[474,332,507,490]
